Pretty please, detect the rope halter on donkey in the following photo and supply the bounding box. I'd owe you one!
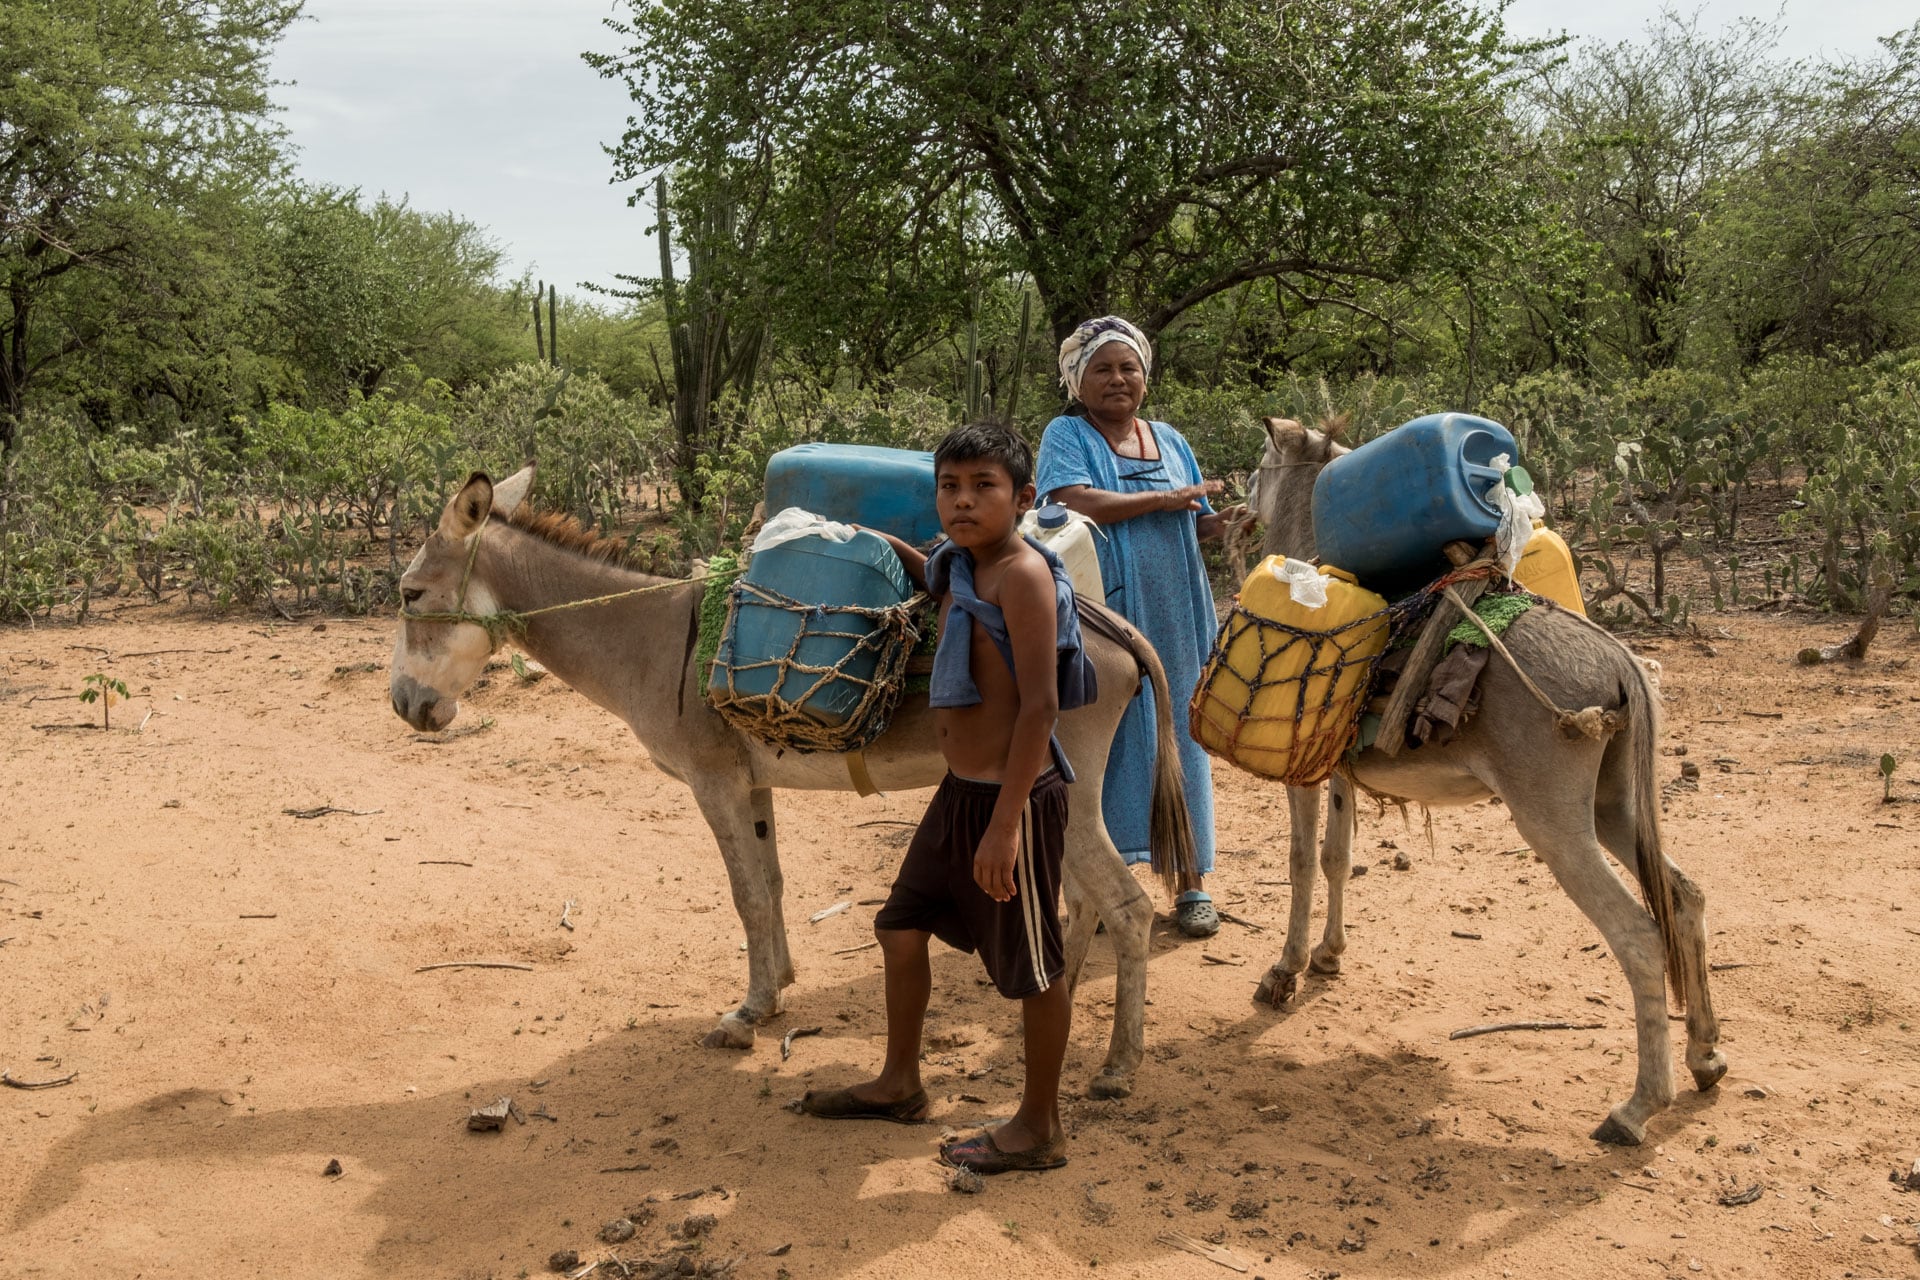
[399,518,739,649]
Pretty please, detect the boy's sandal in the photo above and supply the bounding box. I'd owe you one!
[796,1086,929,1125]
[939,1129,1068,1174]
[1174,890,1220,938]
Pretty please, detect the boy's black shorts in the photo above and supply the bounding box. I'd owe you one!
[874,770,1068,999]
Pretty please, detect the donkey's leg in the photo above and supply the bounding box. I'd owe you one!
[1595,780,1726,1093]
[1063,822,1154,1100]
[1310,773,1357,975]
[1515,803,1675,1145]
[748,786,797,990]
[1666,861,1726,1090]
[1061,871,1099,994]
[689,776,788,1050]
[1256,783,1324,1006]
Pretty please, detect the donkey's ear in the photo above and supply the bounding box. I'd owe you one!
[1262,416,1306,453]
[440,472,493,539]
[491,465,535,518]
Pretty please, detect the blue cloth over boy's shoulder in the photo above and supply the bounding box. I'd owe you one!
[924,536,1097,782]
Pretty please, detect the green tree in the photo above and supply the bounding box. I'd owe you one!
[1523,11,1789,372]
[596,0,1529,346]
[0,0,301,451]
[269,187,519,401]
[1690,26,1920,364]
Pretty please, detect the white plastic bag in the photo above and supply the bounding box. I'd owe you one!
[1267,557,1331,609]
[1487,453,1546,579]
[751,506,856,553]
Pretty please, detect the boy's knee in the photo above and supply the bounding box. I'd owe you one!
[874,926,927,958]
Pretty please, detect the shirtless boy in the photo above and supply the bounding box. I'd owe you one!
[798,420,1092,1174]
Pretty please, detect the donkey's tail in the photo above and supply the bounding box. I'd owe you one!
[1619,643,1696,1014]
[1078,597,1200,900]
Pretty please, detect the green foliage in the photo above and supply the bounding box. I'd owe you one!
[0,0,301,447]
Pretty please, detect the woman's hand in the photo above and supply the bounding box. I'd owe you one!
[1160,479,1225,513]
[1197,503,1250,542]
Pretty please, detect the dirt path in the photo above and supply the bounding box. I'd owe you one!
[2,605,1917,1279]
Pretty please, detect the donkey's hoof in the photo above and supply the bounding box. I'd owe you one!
[700,1015,757,1051]
[1689,1051,1729,1092]
[1590,1110,1645,1147]
[1087,1071,1133,1101]
[1254,968,1298,1007]
[1308,950,1343,976]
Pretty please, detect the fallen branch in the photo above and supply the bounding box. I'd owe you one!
[1740,710,1784,720]
[1156,1231,1250,1272]
[808,901,851,924]
[1718,1183,1763,1207]
[415,961,534,973]
[1200,954,1244,966]
[283,805,382,819]
[123,648,234,659]
[560,899,576,931]
[1795,570,1892,665]
[239,914,277,920]
[780,1026,823,1061]
[32,722,98,731]
[854,819,918,828]
[1709,962,1751,972]
[832,941,878,956]
[1215,910,1264,933]
[418,860,473,867]
[1449,1020,1604,1040]
[1450,930,1483,940]
[3,1069,78,1090]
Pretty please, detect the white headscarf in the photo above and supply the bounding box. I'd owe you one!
[1057,315,1152,403]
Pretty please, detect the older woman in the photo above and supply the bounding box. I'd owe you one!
[1036,316,1233,937]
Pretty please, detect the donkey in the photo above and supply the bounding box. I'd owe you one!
[1242,416,1725,1144]
[388,468,1195,1099]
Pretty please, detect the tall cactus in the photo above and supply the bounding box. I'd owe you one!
[533,281,546,363]
[655,173,766,512]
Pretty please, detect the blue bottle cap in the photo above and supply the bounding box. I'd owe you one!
[1035,503,1069,529]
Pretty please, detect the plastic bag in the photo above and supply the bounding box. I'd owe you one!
[1487,454,1546,579]
[1267,557,1331,609]
[751,506,856,553]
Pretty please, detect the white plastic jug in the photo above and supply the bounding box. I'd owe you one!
[1019,503,1105,603]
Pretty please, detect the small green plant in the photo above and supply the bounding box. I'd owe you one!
[78,673,129,729]
[1002,1220,1022,1243]
[1881,753,1896,803]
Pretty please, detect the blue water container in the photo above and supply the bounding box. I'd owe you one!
[1311,413,1518,588]
[763,444,941,547]
[710,530,912,725]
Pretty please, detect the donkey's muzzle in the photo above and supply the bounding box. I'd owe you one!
[390,674,456,732]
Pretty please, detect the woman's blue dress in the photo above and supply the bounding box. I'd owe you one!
[1036,415,1217,875]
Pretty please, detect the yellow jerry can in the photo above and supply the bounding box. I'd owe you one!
[1511,520,1585,615]
[1191,556,1390,785]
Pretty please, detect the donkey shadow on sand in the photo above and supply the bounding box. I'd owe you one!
[386,465,1197,1103]
[1241,415,1727,1146]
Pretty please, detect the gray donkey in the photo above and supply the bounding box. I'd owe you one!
[1242,416,1725,1144]
[388,468,1195,1099]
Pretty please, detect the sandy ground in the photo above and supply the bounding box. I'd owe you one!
[2,601,1919,1280]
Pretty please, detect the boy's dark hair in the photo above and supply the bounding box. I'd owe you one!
[934,420,1034,491]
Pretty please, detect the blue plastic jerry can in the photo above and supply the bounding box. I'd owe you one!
[1310,413,1519,589]
[710,529,912,725]
[763,444,941,547]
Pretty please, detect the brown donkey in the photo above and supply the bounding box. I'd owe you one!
[1243,416,1726,1144]
[389,468,1195,1099]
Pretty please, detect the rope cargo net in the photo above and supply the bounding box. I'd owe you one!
[1190,602,1395,787]
[707,578,931,755]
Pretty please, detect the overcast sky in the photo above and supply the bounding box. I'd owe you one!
[268,1,1916,306]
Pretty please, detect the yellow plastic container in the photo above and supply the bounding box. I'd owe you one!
[1191,557,1390,784]
[1512,521,1585,615]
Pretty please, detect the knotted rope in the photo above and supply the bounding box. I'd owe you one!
[1439,586,1621,740]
